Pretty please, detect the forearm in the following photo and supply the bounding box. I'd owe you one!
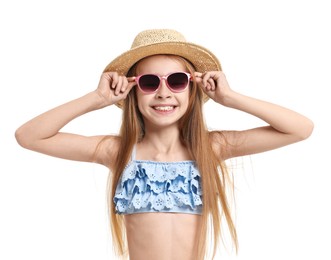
[223,91,314,140]
[15,91,106,146]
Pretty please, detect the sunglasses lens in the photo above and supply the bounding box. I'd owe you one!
[167,72,189,91]
[139,74,160,92]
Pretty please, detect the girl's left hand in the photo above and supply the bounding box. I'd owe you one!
[195,71,232,106]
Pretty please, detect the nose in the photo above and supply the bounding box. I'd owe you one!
[156,78,172,99]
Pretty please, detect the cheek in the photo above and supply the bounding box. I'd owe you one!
[136,90,148,113]
[182,89,190,106]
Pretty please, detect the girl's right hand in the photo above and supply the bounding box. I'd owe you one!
[95,72,136,107]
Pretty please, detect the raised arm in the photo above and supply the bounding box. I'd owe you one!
[196,71,314,159]
[15,72,136,167]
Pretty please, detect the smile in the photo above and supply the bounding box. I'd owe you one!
[153,106,175,111]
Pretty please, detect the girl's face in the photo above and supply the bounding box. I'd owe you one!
[135,55,190,130]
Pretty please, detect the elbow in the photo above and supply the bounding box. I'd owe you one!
[15,127,32,149]
[297,119,314,141]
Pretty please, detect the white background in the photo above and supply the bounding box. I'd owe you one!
[1,0,330,259]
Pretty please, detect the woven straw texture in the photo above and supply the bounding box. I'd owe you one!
[104,29,221,75]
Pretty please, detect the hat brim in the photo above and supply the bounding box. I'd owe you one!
[103,41,222,108]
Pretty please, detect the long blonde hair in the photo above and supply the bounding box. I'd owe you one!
[106,55,238,259]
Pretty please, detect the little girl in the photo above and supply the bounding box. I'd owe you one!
[15,29,314,260]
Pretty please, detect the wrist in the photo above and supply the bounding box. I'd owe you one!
[216,89,239,108]
[90,90,112,109]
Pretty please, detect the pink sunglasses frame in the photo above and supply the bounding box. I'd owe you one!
[134,71,192,93]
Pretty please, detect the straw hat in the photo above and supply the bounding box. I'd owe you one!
[103,29,222,107]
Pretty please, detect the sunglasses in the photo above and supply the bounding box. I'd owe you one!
[134,72,191,93]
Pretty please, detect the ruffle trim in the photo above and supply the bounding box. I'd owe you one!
[114,160,202,214]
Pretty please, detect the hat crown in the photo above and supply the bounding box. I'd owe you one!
[131,29,187,49]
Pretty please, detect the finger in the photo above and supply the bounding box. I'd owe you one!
[121,77,136,92]
[111,73,119,89]
[127,76,136,82]
[120,76,128,91]
[125,80,137,92]
[202,72,212,87]
[119,77,128,93]
[193,73,203,84]
[115,76,124,95]
[207,78,216,91]
[123,81,136,95]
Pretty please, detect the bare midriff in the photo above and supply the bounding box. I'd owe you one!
[124,213,202,260]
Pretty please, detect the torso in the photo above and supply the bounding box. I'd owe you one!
[112,143,203,260]
[125,213,201,260]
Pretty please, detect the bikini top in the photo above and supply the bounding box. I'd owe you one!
[113,146,203,215]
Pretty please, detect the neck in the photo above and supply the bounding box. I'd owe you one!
[141,125,182,153]
[137,123,193,161]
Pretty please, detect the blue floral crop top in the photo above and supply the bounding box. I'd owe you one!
[113,146,203,215]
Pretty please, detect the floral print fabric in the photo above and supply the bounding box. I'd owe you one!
[114,160,203,215]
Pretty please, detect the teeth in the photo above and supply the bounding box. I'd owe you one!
[154,106,174,111]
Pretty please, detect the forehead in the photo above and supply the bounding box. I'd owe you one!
[136,55,187,75]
